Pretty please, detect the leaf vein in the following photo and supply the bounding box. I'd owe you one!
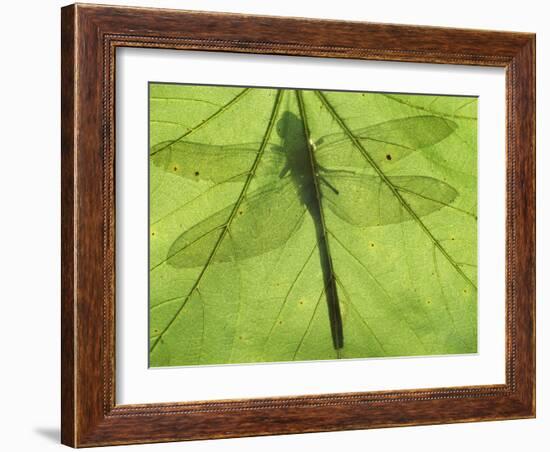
[150,91,283,354]
[316,91,477,292]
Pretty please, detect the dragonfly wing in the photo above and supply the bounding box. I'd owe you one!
[321,173,458,226]
[358,115,458,148]
[314,115,457,169]
[166,177,307,268]
[151,140,286,183]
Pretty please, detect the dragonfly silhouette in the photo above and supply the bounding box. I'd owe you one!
[150,89,459,353]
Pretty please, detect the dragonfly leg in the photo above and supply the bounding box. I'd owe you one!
[318,164,359,176]
[319,175,339,195]
[278,161,291,178]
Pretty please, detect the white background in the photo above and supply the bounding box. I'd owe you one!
[118,49,506,403]
[0,0,546,451]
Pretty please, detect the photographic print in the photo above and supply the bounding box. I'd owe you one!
[148,84,478,367]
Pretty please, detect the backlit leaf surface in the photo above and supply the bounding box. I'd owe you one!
[149,84,478,367]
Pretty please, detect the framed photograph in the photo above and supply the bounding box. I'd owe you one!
[61,3,535,447]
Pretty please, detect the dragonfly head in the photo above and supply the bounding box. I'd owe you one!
[276,111,305,143]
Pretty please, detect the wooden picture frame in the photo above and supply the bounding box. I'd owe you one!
[61,3,535,447]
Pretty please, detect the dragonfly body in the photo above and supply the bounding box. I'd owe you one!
[277,108,344,350]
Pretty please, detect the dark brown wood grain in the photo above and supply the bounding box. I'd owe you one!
[61,3,536,447]
[61,5,76,446]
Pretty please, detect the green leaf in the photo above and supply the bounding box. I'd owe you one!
[149,84,478,367]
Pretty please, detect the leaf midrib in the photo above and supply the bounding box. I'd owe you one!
[297,90,344,350]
